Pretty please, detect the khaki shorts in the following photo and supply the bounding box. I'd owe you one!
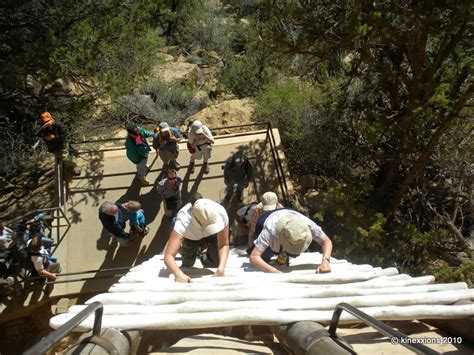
[159,149,179,164]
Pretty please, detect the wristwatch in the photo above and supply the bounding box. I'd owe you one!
[322,257,331,263]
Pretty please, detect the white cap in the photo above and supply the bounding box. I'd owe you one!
[262,191,278,211]
[192,199,225,235]
[191,120,204,134]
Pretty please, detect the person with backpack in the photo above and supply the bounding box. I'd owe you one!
[233,202,258,245]
[27,235,60,281]
[156,169,182,217]
[187,120,214,174]
[125,124,152,185]
[153,122,182,172]
[223,151,253,203]
[36,111,80,176]
[248,209,333,274]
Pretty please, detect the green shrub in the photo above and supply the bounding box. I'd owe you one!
[255,78,353,178]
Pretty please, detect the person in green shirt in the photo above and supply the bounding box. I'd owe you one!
[125,125,152,185]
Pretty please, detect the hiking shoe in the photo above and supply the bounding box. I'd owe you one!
[188,161,195,174]
[137,175,150,185]
[203,162,210,174]
[144,226,150,235]
[173,161,181,170]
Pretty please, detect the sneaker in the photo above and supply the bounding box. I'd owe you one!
[203,162,210,174]
[137,175,150,185]
[188,161,195,174]
[144,226,150,235]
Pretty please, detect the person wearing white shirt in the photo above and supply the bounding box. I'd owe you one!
[164,197,229,283]
[187,120,214,174]
[250,209,333,274]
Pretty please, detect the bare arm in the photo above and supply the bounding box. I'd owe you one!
[250,248,281,273]
[315,233,333,273]
[214,225,230,276]
[164,230,191,283]
[38,268,58,281]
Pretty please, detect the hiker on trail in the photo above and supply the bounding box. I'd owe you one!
[187,120,214,175]
[125,124,152,185]
[27,235,61,281]
[233,202,258,246]
[164,196,229,283]
[36,111,79,176]
[223,151,253,203]
[17,213,54,247]
[119,201,149,237]
[98,201,130,247]
[156,169,182,217]
[152,122,182,172]
[249,209,333,274]
[247,191,284,245]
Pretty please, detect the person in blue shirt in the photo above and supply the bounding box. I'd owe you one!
[119,201,149,237]
[153,121,182,172]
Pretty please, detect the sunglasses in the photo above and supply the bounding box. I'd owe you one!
[168,176,177,180]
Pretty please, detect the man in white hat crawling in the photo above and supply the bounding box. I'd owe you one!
[249,209,333,274]
[187,120,214,174]
[164,195,230,283]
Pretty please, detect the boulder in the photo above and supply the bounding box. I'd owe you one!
[156,52,174,63]
[151,62,198,84]
[182,99,255,130]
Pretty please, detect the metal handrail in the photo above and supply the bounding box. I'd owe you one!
[23,302,105,355]
[329,303,439,355]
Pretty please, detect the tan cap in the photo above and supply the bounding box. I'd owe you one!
[262,191,278,211]
[192,199,225,235]
[276,214,312,255]
[191,120,204,134]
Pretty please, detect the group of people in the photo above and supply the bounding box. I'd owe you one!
[1,213,61,295]
[164,191,333,282]
[99,186,333,283]
[125,120,214,185]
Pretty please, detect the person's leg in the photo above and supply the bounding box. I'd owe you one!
[189,151,202,173]
[171,149,180,169]
[201,235,219,268]
[180,239,201,267]
[202,146,212,174]
[136,157,149,184]
[159,150,172,173]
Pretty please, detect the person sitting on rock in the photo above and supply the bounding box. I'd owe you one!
[164,196,229,283]
[153,122,182,172]
[223,151,253,203]
[125,124,152,185]
[156,169,182,217]
[249,209,333,274]
[187,120,214,174]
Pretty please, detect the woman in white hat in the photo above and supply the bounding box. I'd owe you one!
[187,120,214,174]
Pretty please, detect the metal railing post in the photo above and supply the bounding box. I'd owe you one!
[24,302,105,355]
[329,303,439,354]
